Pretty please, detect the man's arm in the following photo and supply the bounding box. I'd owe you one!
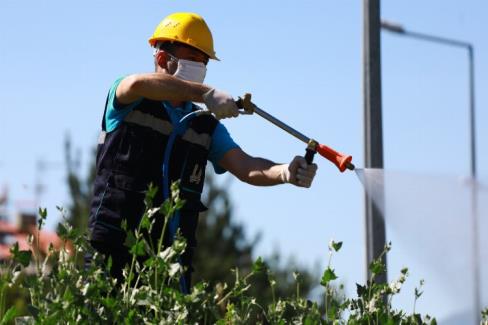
[116,73,211,105]
[219,148,318,188]
[115,74,239,119]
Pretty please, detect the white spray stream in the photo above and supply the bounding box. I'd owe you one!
[355,168,487,324]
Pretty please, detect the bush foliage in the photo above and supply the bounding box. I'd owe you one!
[0,183,445,324]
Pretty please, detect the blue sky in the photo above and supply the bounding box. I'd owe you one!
[1,0,487,322]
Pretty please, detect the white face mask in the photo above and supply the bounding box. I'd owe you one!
[172,58,207,84]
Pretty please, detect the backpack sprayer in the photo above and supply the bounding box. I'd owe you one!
[235,93,355,172]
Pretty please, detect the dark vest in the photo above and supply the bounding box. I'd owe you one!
[88,98,218,257]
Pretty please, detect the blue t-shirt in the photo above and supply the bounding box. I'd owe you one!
[105,77,239,174]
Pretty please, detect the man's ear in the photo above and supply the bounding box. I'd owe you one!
[155,51,168,69]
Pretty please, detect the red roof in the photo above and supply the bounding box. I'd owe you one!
[0,220,17,233]
[0,219,69,261]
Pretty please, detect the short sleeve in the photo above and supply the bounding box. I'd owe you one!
[207,122,239,174]
[105,77,143,132]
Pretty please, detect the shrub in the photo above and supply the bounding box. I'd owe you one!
[0,183,448,324]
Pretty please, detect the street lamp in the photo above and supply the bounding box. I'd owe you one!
[381,19,479,323]
[381,20,477,179]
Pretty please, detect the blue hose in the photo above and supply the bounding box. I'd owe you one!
[161,109,207,294]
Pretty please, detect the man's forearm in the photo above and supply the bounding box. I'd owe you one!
[247,158,283,186]
[245,157,285,186]
[117,73,212,105]
[220,148,318,188]
[220,150,285,186]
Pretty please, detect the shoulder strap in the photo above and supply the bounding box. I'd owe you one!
[101,92,110,131]
[191,115,219,136]
[190,103,218,133]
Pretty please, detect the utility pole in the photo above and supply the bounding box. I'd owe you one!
[363,0,387,284]
[34,159,63,209]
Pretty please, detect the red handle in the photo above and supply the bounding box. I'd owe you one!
[316,143,353,172]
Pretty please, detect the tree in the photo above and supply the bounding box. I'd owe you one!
[63,135,96,232]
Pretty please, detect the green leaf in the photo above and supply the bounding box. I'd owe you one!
[331,241,343,252]
[252,257,266,273]
[57,222,68,239]
[369,260,385,275]
[415,287,423,299]
[10,243,32,267]
[38,207,47,219]
[144,183,158,208]
[62,287,74,302]
[293,271,301,282]
[174,198,186,210]
[170,181,180,198]
[124,309,136,325]
[161,200,172,216]
[124,231,137,248]
[1,306,17,324]
[139,214,151,230]
[356,283,367,297]
[320,267,337,286]
[37,207,47,230]
[303,317,313,325]
[102,297,117,309]
[121,219,128,231]
[130,240,146,256]
[106,256,113,273]
[17,250,32,267]
[327,304,337,320]
[413,314,422,324]
[9,241,19,255]
[144,257,156,268]
[380,314,395,325]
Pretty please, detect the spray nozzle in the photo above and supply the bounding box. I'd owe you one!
[316,143,355,172]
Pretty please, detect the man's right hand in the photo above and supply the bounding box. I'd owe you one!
[279,156,318,188]
[202,88,239,119]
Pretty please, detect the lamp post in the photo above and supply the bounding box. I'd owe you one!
[381,20,477,179]
[381,20,479,323]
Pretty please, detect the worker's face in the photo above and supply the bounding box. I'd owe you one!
[157,45,209,74]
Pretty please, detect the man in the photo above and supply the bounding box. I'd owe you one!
[88,12,317,291]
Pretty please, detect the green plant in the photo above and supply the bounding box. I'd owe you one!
[5,182,480,324]
[63,140,318,308]
[0,241,30,324]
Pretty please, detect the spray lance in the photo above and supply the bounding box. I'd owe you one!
[235,93,355,172]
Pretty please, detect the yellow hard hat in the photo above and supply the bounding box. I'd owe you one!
[148,12,218,60]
